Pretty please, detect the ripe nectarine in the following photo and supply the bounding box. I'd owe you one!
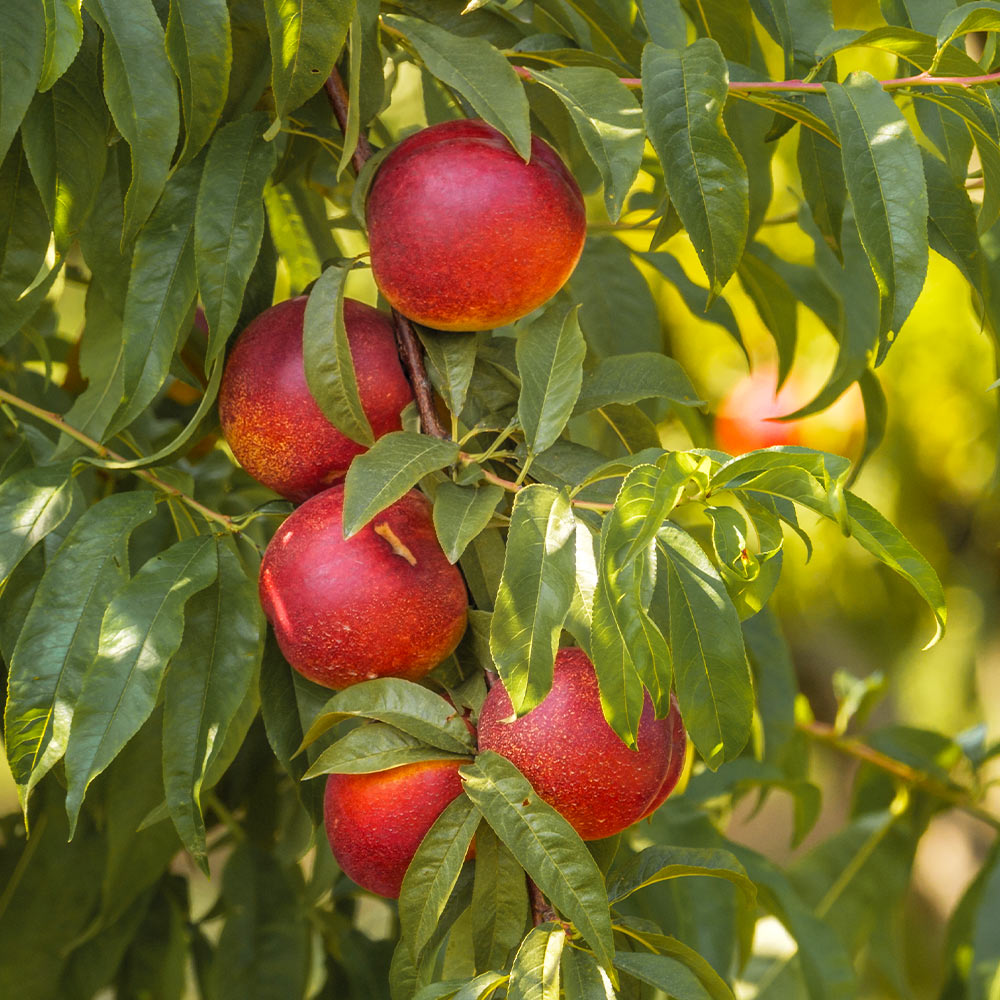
[324,759,466,898]
[477,648,686,840]
[219,297,413,501]
[366,119,586,331]
[259,485,468,689]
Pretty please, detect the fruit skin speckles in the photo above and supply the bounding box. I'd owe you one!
[477,647,687,840]
[259,484,468,689]
[219,297,413,501]
[366,119,586,332]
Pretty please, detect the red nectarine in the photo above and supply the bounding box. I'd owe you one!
[324,759,466,898]
[259,485,468,688]
[477,648,686,840]
[366,119,586,331]
[219,297,413,501]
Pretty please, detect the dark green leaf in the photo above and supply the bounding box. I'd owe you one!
[0,462,75,584]
[166,0,233,163]
[562,947,616,1000]
[0,1,45,164]
[303,261,373,447]
[40,0,85,91]
[923,148,982,286]
[656,522,752,767]
[574,353,703,414]
[420,331,479,418]
[384,15,531,159]
[612,953,712,1000]
[433,482,504,564]
[737,246,798,385]
[489,485,576,716]
[163,536,265,865]
[5,492,156,810]
[399,795,479,959]
[642,39,749,295]
[471,824,530,971]
[196,112,278,361]
[826,73,928,339]
[935,2,1000,51]
[460,752,616,976]
[342,432,459,537]
[507,924,566,1000]
[607,846,756,906]
[640,0,686,49]
[64,533,219,832]
[86,0,180,243]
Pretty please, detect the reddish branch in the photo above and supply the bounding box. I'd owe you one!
[323,68,449,440]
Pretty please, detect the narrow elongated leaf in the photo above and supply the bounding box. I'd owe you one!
[562,947,616,1000]
[471,824,530,971]
[607,846,756,905]
[656,522,752,768]
[5,493,156,807]
[342,432,459,537]
[64,534,219,832]
[529,67,644,219]
[301,678,475,754]
[163,537,265,865]
[613,954,712,1000]
[0,463,75,584]
[433,482,504,564]
[489,485,576,715]
[0,1,45,165]
[826,73,928,339]
[737,246,798,385]
[935,2,1000,49]
[40,0,84,91]
[21,26,107,249]
[517,304,586,455]
[574,353,702,414]
[107,157,203,438]
[507,924,566,1000]
[196,112,278,361]
[304,723,469,778]
[642,39,749,294]
[302,261,373,447]
[420,331,479,417]
[166,0,233,162]
[460,752,615,976]
[264,0,354,123]
[399,795,479,959]
[923,148,982,286]
[86,0,180,243]
[383,15,531,158]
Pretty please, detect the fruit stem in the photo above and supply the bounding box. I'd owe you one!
[323,66,450,441]
[0,387,241,534]
[374,522,418,565]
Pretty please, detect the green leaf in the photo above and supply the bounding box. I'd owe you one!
[507,924,566,1000]
[815,25,983,75]
[301,677,475,755]
[561,947,616,1000]
[304,722,469,778]
[574,353,703,414]
[517,304,586,455]
[471,824,530,971]
[106,156,203,438]
[40,0,84,91]
[528,67,644,220]
[264,0,354,124]
[336,8,363,178]
[0,462,76,584]
[935,2,1000,51]
[163,537,265,866]
[420,331,479,417]
[923,148,983,286]
[399,795,480,959]
[826,73,928,339]
[640,0,687,49]
[21,25,108,249]
[64,533,219,833]
[612,953,713,1000]
[460,752,616,977]
[86,0,180,244]
[489,485,576,715]
[4,492,156,809]
[342,432,459,537]
[208,843,310,1000]
[0,1,45,165]
[302,261,373,447]
[195,112,278,362]
[844,491,946,647]
[433,482,505,564]
[642,39,749,295]
[656,522,752,768]
[166,0,233,163]
[383,15,531,159]
[737,245,798,386]
[607,846,756,906]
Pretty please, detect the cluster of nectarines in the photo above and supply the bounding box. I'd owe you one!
[218,119,686,899]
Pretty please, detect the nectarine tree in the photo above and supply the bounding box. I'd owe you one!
[0,3,998,999]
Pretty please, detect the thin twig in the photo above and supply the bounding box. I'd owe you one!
[0,388,240,534]
[528,876,559,927]
[322,67,449,439]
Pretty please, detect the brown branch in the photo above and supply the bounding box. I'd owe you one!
[322,67,448,440]
[528,877,559,927]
